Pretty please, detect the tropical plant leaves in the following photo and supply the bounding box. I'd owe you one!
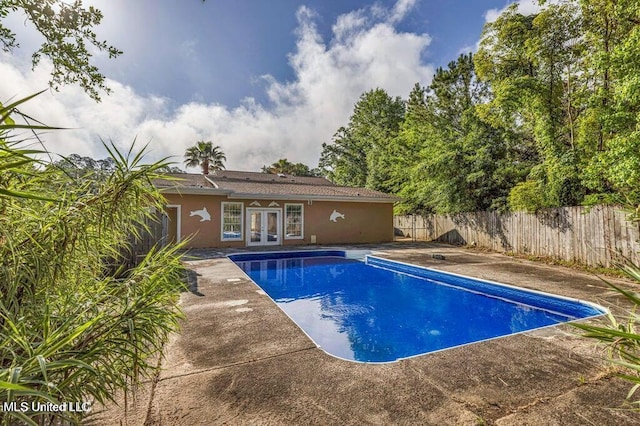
[0,93,186,424]
[576,263,640,408]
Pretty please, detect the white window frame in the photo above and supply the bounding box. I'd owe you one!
[221,202,244,241]
[284,203,304,240]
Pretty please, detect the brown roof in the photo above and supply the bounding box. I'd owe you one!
[153,171,400,202]
[152,173,217,189]
[210,170,333,186]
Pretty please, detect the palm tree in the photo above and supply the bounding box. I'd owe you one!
[184,141,226,175]
[262,158,294,174]
[261,158,318,176]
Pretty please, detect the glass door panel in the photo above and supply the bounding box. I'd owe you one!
[250,211,262,243]
[246,208,281,246]
[266,211,279,243]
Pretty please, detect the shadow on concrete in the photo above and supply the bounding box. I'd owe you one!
[182,269,204,296]
[181,249,227,260]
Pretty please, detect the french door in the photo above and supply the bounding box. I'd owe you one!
[246,208,281,246]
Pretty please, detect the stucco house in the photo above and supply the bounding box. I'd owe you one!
[153,171,399,249]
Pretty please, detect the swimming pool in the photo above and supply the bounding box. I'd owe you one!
[229,250,606,363]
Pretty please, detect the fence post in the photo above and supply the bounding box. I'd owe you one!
[412,214,416,242]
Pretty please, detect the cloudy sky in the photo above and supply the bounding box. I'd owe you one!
[0,0,543,172]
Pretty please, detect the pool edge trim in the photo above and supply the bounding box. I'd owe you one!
[365,255,609,317]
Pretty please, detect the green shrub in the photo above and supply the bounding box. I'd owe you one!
[0,94,186,425]
[574,266,640,409]
[507,179,547,212]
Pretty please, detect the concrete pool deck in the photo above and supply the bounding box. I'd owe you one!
[90,242,640,425]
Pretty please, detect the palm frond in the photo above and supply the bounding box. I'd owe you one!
[576,264,640,409]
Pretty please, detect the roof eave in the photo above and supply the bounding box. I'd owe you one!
[226,193,400,203]
[158,187,233,196]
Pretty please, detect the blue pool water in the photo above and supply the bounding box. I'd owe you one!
[229,251,606,363]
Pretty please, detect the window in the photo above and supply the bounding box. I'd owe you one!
[285,203,303,239]
[221,202,243,241]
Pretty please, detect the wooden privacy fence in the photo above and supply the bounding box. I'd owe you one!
[119,209,166,270]
[394,205,640,267]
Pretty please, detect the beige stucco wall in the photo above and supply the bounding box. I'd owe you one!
[304,200,393,245]
[162,193,394,248]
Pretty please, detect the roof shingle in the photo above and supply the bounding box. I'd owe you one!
[153,171,399,202]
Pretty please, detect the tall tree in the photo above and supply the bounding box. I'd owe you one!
[320,0,640,213]
[183,141,226,175]
[411,53,533,213]
[394,83,434,213]
[580,0,640,203]
[319,126,367,186]
[261,158,320,176]
[475,2,586,210]
[320,88,405,191]
[0,0,122,101]
[0,1,208,101]
[263,158,294,174]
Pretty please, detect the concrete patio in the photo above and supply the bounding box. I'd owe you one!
[89,242,640,425]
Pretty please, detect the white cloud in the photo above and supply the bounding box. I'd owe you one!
[179,39,199,59]
[0,0,433,172]
[456,45,475,56]
[332,10,368,43]
[389,0,418,24]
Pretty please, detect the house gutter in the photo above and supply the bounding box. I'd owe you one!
[225,193,401,203]
[158,187,233,196]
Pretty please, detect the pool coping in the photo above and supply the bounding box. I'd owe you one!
[366,255,608,317]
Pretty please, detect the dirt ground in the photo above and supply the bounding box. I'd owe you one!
[88,242,640,425]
